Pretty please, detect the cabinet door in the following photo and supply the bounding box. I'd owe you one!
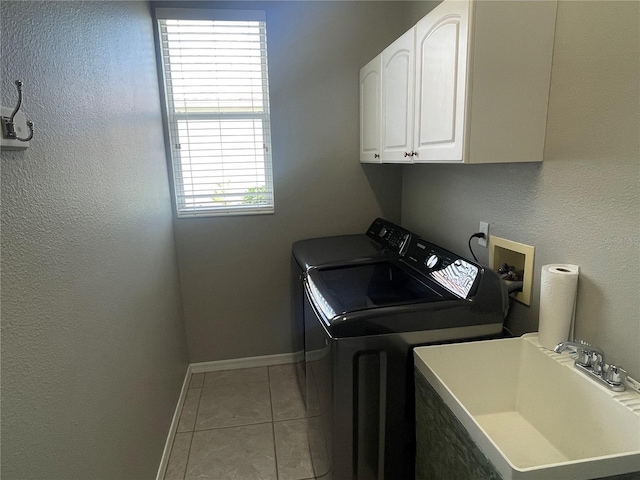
[381,29,415,163]
[360,55,382,163]
[413,1,469,162]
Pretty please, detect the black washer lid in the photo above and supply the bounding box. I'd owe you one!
[292,234,385,271]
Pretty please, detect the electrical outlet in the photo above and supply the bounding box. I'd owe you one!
[478,222,489,247]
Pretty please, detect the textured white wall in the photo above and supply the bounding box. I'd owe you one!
[1,2,188,478]
[402,1,640,378]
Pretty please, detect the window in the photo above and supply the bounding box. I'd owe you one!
[155,8,274,217]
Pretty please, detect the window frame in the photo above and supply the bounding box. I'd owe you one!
[154,7,275,218]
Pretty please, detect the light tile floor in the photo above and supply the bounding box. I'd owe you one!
[164,364,318,480]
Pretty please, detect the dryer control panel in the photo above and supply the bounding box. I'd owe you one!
[366,218,412,254]
[402,237,481,299]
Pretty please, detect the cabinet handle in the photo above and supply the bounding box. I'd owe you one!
[404,152,410,157]
[374,154,380,159]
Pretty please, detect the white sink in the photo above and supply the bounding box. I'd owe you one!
[414,334,640,480]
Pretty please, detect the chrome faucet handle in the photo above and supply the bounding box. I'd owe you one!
[589,351,606,374]
[575,342,606,372]
[575,348,591,367]
[605,365,626,385]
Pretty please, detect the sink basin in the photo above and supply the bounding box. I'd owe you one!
[414,334,640,480]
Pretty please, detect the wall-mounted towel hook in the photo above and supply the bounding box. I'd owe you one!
[2,80,34,144]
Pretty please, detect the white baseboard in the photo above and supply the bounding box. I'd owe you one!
[190,352,299,373]
[155,352,299,480]
[156,363,193,480]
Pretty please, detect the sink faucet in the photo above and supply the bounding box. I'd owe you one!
[554,340,625,392]
[554,340,606,372]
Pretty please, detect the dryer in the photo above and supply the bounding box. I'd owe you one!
[291,218,412,397]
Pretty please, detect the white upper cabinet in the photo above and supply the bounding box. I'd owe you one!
[360,0,558,164]
[360,55,382,163]
[380,29,415,163]
[413,1,469,162]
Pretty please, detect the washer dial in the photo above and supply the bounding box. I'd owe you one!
[426,254,440,269]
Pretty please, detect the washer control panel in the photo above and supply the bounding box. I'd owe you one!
[366,218,411,254]
[403,237,481,299]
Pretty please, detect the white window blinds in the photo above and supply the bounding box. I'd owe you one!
[156,9,274,217]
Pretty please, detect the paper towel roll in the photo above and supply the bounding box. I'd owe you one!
[538,264,580,350]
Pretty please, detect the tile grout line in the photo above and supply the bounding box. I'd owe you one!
[267,366,281,480]
[163,433,180,480]
[192,419,275,433]
[164,375,199,480]
[182,374,203,480]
